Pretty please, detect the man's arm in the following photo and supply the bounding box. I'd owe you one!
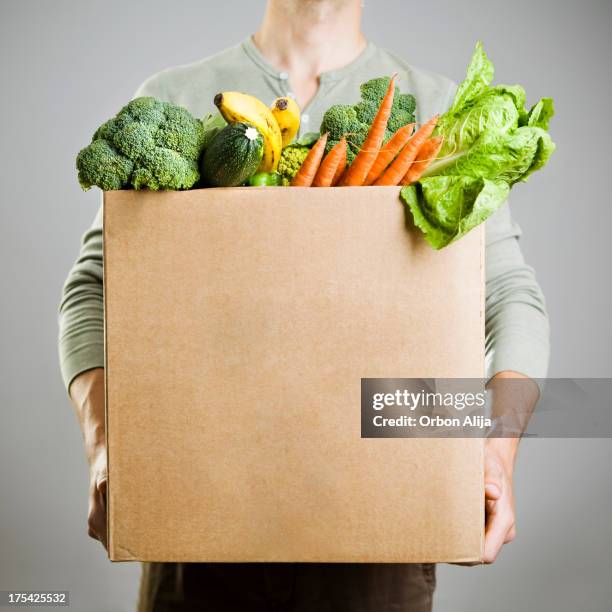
[59,207,105,390]
[483,371,539,563]
[481,203,549,562]
[69,367,108,548]
[485,203,550,381]
[58,205,107,546]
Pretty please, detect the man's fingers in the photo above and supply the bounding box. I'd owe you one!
[87,504,108,549]
[454,508,515,565]
[504,525,516,544]
[484,460,504,500]
[482,450,515,562]
[87,478,108,550]
[95,487,108,549]
[483,503,514,563]
[485,482,501,500]
[87,505,103,541]
[96,478,107,511]
[96,471,108,489]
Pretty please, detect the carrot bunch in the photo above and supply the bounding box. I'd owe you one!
[400,135,443,185]
[291,133,348,187]
[363,122,414,186]
[373,115,440,186]
[313,138,347,187]
[291,133,329,186]
[290,76,443,187]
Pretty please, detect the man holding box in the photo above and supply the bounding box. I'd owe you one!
[60,0,548,610]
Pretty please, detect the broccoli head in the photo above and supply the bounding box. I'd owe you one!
[277,144,311,185]
[320,76,416,163]
[76,97,205,191]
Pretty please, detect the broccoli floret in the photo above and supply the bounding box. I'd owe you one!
[132,149,200,191]
[359,77,390,101]
[76,97,205,191]
[358,77,416,130]
[388,92,417,133]
[319,105,366,163]
[320,105,362,141]
[320,76,416,164]
[76,139,134,191]
[277,144,310,185]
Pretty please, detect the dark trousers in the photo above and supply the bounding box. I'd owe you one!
[137,562,436,612]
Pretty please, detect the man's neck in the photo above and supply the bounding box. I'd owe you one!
[253,0,367,79]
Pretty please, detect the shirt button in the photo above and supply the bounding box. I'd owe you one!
[302,114,310,123]
[279,71,288,80]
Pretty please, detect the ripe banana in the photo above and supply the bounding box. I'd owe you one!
[214,91,282,172]
[270,96,301,147]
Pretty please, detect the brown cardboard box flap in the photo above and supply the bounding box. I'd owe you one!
[104,187,484,563]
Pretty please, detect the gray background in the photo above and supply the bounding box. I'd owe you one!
[0,0,610,610]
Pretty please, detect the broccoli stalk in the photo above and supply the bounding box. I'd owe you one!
[76,97,206,191]
[320,77,416,163]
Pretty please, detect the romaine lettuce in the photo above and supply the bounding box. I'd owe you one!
[403,176,509,249]
[401,43,555,249]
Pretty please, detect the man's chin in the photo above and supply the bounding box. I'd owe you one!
[280,0,355,17]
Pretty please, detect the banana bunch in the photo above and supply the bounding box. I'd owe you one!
[214,92,300,172]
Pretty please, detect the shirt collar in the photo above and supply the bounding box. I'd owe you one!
[241,36,377,84]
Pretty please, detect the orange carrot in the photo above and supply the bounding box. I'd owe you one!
[400,136,444,185]
[313,138,347,187]
[291,132,329,186]
[340,75,397,186]
[363,122,415,185]
[331,147,347,186]
[373,114,439,186]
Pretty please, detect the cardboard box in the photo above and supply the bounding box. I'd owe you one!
[103,187,485,563]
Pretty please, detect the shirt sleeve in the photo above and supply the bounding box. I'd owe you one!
[484,202,550,380]
[58,76,171,392]
[438,80,550,381]
[58,205,105,391]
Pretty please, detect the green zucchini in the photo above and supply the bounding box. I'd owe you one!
[200,122,264,187]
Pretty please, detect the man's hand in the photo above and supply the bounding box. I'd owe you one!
[481,371,539,563]
[69,367,108,549]
[483,437,517,563]
[86,442,108,547]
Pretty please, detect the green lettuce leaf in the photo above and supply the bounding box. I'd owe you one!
[403,42,555,249]
[201,112,227,148]
[431,87,524,174]
[447,42,494,114]
[401,177,510,249]
[524,97,555,130]
[296,131,321,147]
[433,126,555,185]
